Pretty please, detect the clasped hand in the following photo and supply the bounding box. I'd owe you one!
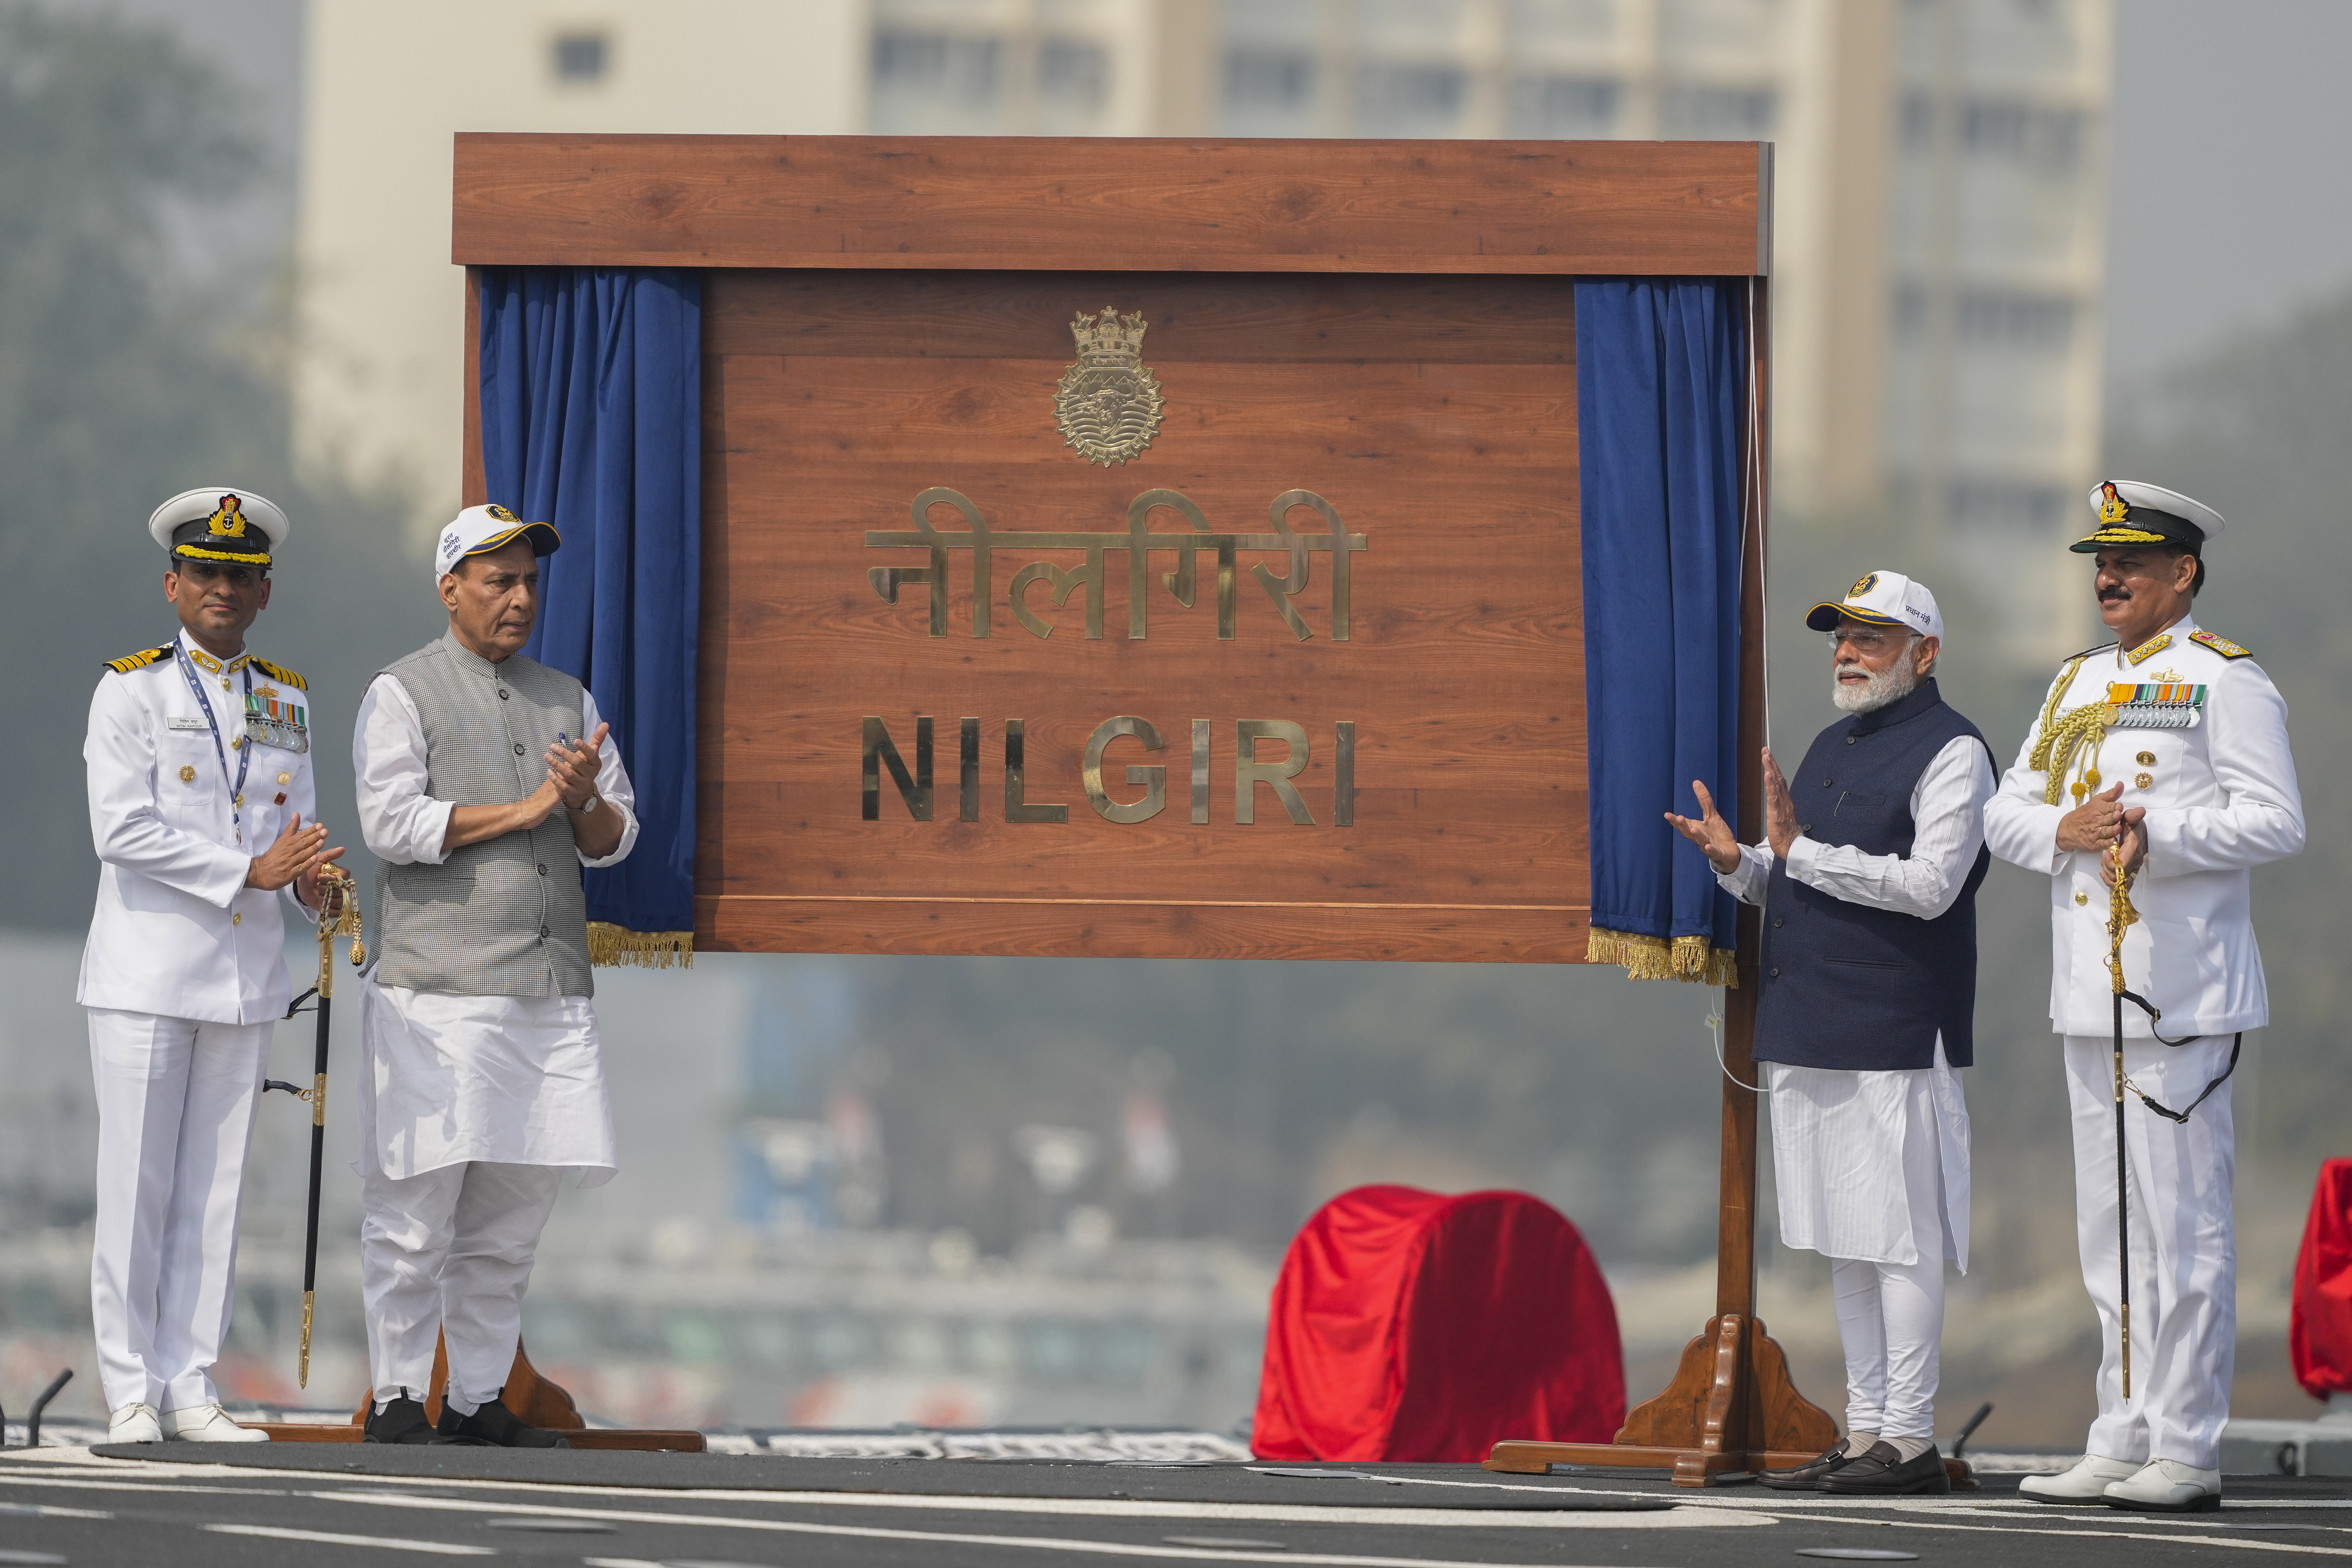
[246,813,346,908]
[515,721,610,827]
[2057,780,2148,885]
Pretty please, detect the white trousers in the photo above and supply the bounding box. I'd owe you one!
[2062,1032,2237,1470]
[86,1009,271,1414]
[360,1160,563,1408]
[1831,1254,1944,1441]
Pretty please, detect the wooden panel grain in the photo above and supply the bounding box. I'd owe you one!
[695,270,1587,961]
[453,135,1763,277]
[701,896,1589,965]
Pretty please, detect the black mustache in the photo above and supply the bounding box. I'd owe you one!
[2098,588,2130,602]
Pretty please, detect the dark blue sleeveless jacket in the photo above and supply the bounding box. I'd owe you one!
[1753,678,1989,1071]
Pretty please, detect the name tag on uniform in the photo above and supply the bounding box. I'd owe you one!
[243,684,310,753]
[167,716,210,731]
[2107,682,2206,729]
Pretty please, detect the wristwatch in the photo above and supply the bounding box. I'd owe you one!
[570,792,601,815]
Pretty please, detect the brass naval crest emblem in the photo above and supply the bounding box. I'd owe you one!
[1055,307,1164,466]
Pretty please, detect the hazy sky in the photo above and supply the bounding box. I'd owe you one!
[2104,0,2352,378]
[38,0,2352,382]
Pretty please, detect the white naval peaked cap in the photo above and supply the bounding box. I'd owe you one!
[148,487,289,565]
[2075,480,2227,553]
[432,503,562,580]
[1803,569,1943,642]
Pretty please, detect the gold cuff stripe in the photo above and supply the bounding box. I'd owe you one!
[1586,927,1738,987]
[587,922,694,970]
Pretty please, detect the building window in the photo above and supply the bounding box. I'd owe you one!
[1960,99,2082,172]
[1659,83,1776,138]
[1040,37,1108,114]
[1950,480,2068,534]
[550,30,609,85]
[872,30,1005,131]
[1507,74,1622,137]
[1354,62,1468,136]
[1956,288,2076,350]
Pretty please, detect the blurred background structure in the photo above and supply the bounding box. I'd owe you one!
[5,0,2352,1447]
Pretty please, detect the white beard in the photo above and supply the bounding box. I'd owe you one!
[1831,659,1921,714]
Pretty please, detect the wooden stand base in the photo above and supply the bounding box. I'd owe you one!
[1485,1312,1970,1489]
[235,1337,704,1453]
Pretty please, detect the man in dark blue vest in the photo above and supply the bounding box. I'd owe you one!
[1667,570,1994,1496]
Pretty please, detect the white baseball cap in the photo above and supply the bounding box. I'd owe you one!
[1804,569,1942,642]
[433,503,561,580]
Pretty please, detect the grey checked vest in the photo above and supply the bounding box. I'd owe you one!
[372,634,594,998]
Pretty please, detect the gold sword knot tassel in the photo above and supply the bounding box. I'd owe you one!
[299,1292,314,1388]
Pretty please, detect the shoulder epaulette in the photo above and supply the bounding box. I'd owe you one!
[103,646,172,675]
[251,658,308,690]
[2188,629,2252,660]
[2064,642,2118,662]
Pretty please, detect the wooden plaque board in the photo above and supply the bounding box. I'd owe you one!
[453,135,1768,964]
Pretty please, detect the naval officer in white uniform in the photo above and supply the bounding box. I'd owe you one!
[1669,571,1992,1496]
[1987,481,2304,1513]
[81,489,343,1443]
[352,504,635,1446]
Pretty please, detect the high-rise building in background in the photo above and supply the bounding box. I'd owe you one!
[297,0,2108,655]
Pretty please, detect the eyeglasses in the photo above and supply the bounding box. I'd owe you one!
[1824,626,1911,651]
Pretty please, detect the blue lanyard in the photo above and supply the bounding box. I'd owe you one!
[173,643,253,844]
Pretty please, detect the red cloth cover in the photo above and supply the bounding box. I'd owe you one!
[1251,1185,1625,1462]
[2291,1157,2352,1400]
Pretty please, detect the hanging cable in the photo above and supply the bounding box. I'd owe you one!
[1708,988,1761,1092]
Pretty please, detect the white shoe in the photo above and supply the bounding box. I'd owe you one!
[108,1403,162,1444]
[2018,1453,2140,1503]
[2104,1457,2222,1512]
[161,1403,269,1443]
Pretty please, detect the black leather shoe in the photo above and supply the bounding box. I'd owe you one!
[1820,1441,1953,1496]
[363,1397,454,1445]
[437,1396,570,1448]
[1758,1442,1860,1491]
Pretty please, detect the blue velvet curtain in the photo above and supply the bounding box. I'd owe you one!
[1576,279,1747,984]
[479,267,702,959]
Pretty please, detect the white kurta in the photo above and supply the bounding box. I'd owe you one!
[351,675,637,1186]
[1719,732,1993,1270]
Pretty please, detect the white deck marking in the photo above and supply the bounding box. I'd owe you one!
[202,1523,497,1555]
[309,1486,1757,1532]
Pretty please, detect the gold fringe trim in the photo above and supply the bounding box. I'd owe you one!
[1586,927,1738,987]
[587,922,695,970]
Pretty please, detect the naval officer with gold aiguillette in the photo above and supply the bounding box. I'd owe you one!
[80,489,343,1444]
[1987,482,2304,1513]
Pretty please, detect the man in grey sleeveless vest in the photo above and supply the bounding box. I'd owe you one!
[351,504,637,1446]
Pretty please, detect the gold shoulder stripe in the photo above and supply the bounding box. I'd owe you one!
[251,658,309,690]
[103,646,172,675]
[2188,629,2251,660]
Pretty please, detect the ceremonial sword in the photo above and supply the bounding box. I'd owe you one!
[267,866,363,1387]
[2105,859,2138,1400]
